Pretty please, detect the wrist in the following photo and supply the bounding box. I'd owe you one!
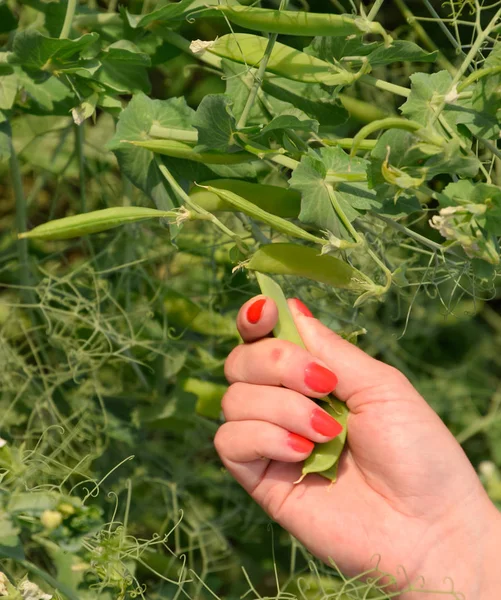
[402,495,501,599]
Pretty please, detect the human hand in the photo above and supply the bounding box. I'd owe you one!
[215,296,501,599]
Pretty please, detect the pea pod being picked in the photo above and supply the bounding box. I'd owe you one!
[255,273,348,482]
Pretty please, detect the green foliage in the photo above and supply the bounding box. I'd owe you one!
[1,0,500,597]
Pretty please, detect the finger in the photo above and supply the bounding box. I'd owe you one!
[214,420,313,491]
[222,383,343,442]
[287,298,421,406]
[225,338,338,399]
[236,295,278,342]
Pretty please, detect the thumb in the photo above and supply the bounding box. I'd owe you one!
[287,298,421,408]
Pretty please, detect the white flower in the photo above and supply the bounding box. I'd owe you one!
[189,40,214,54]
[18,581,52,600]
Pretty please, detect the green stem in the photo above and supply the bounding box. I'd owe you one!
[10,125,30,292]
[373,213,462,257]
[156,160,247,253]
[59,0,77,38]
[20,559,81,600]
[366,0,385,22]
[154,28,223,69]
[149,124,198,142]
[74,123,86,212]
[392,0,456,74]
[359,74,410,98]
[457,66,501,93]
[432,6,501,125]
[320,138,377,151]
[237,33,279,129]
[421,0,469,68]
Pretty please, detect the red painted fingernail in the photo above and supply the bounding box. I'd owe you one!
[304,363,338,394]
[246,298,266,324]
[311,408,343,438]
[292,298,313,317]
[287,432,314,453]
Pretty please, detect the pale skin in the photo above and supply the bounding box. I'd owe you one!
[214,296,501,599]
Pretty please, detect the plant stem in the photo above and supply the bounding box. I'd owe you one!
[339,93,392,121]
[393,0,457,74]
[20,559,81,600]
[156,160,248,253]
[9,124,30,292]
[149,124,198,142]
[432,6,501,125]
[74,123,86,212]
[320,138,377,151]
[366,0,385,22]
[237,33,279,129]
[359,75,410,98]
[60,0,77,38]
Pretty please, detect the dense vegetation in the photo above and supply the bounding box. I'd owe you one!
[1,0,500,597]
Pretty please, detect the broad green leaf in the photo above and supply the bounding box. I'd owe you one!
[259,108,318,136]
[0,1,17,33]
[0,511,20,547]
[0,118,10,163]
[0,73,17,110]
[193,94,238,152]
[400,70,452,126]
[9,30,99,72]
[15,68,73,113]
[125,0,199,28]
[96,40,151,94]
[306,37,436,66]
[108,92,196,211]
[290,147,376,237]
[261,76,349,127]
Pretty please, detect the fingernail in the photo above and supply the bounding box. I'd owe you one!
[304,363,338,394]
[246,298,266,324]
[311,408,343,438]
[287,432,314,453]
[292,298,313,317]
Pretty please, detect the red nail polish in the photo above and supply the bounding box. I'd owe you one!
[246,298,266,324]
[304,363,338,394]
[292,298,313,317]
[287,432,314,453]
[311,408,343,438]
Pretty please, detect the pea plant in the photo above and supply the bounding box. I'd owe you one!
[1,0,500,597]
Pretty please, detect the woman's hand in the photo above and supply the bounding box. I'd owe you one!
[214,296,501,599]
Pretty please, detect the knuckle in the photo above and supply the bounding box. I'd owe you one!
[381,363,410,387]
[213,423,231,456]
[221,382,247,418]
[224,345,244,382]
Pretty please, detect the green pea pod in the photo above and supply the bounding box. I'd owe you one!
[200,34,356,86]
[216,3,391,44]
[199,185,325,246]
[247,243,376,294]
[18,207,175,241]
[126,139,255,164]
[189,179,301,218]
[255,273,348,482]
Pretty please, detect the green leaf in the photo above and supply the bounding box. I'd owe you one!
[125,0,198,29]
[108,92,196,212]
[96,40,151,94]
[0,1,17,33]
[14,68,73,113]
[400,70,452,126]
[261,76,349,127]
[0,511,20,547]
[290,147,376,237]
[306,37,436,66]
[9,30,99,72]
[259,108,318,137]
[0,73,18,110]
[193,94,238,152]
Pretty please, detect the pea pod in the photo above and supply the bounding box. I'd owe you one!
[247,243,375,293]
[215,3,391,44]
[126,139,256,165]
[189,179,300,218]
[255,273,348,482]
[18,207,175,241]
[199,185,325,246]
[199,34,356,86]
